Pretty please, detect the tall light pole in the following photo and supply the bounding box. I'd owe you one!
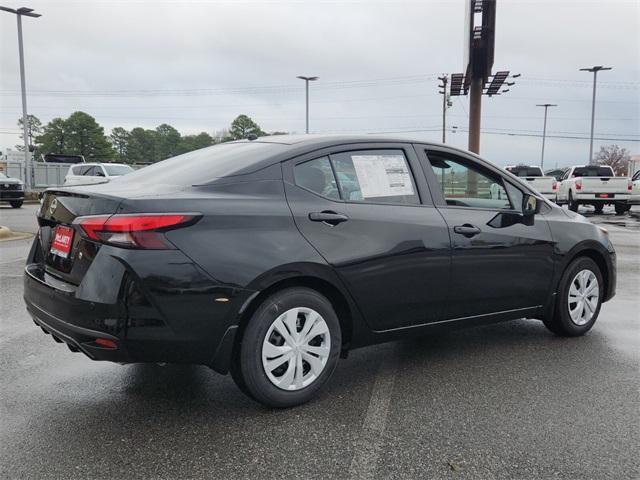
[580,65,612,164]
[296,76,318,134]
[536,103,557,169]
[0,6,41,191]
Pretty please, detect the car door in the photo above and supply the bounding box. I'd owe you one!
[284,144,451,331]
[417,146,555,320]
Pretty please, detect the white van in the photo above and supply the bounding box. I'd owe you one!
[64,163,134,186]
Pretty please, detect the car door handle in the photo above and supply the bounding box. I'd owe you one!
[453,224,481,237]
[308,211,349,226]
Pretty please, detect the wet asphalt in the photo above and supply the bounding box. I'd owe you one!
[0,203,638,479]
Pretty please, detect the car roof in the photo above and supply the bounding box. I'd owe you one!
[73,163,130,167]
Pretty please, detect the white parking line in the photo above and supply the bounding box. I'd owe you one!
[348,347,399,479]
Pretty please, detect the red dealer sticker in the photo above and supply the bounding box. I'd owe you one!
[50,225,74,258]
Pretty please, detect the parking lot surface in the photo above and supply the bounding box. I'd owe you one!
[1,203,638,479]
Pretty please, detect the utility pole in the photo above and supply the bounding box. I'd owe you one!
[296,76,318,134]
[580,65,612,164]
[536,104,557,169]
[0,6,41,191]
[438,75,452,143]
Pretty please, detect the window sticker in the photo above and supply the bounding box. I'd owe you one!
[351,155,415,198]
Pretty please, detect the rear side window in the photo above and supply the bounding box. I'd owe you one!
[294,157,340,200]
[331,150,419,205]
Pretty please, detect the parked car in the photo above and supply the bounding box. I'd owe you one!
[556,165,631,214]
[505,165,557,201]
[629,170,640,207]
[64,163,134,186]
[0,171,25,208]
[24,136,617,407]
[545,168,568,182]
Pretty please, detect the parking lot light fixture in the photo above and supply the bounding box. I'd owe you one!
[296,76,319,134]
[0,5,42,191]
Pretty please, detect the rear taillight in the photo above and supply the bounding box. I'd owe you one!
[575,180,582,191]
[628,181,633,191]
[552,180,557,191]
[75,213,199,249]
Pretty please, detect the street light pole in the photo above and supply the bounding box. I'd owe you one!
[536,103,557,170]
[296,76,318,134]
[580,65,612,165]
[438,75,452,144]
[0,6,41,191]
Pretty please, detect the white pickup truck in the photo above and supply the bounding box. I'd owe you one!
[556,165,631,214]
[505,165,557,201]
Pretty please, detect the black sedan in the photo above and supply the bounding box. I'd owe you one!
[23,136,616,407]
[0,171,25,208]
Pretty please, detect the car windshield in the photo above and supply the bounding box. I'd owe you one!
[573,166,614,177]
[507,166,544,177]
[103,165,134,176]
[116,142,289,186]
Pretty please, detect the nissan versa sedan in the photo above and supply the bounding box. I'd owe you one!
[24,135,616,407]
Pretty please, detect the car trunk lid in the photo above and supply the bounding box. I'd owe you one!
[38,189,124,285]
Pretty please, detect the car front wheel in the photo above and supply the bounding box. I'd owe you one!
[232,287,341,407]
[10,200,23,208]
[543,257,603,337]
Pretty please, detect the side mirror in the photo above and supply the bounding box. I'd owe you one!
[522,193,541,217]
[95,171,105,177]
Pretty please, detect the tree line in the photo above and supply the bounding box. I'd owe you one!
[16,112,283,164]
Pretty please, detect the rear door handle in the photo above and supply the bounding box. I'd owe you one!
[309,211,349,226]
[453,224,481,237]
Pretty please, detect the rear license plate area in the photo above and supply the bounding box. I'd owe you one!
[596,193,613,198]
[50,225,74,259]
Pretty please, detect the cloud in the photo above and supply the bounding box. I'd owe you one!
[1,0,638,166]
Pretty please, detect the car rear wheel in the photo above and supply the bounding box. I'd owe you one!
[10,200,23,208]
[614,202,628,215]
[543,257,603,337]
[232,287,341,407]
[568,191,579,212]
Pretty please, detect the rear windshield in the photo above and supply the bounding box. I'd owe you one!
[572,166,614,177]
[114,142,288,186]
[104,164,134,176]
[506,166,544,177]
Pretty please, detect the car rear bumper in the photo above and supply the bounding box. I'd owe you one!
[24,263,131,362]
[574,193,630,202]
[628,194,640,205]
[23,237,256,370]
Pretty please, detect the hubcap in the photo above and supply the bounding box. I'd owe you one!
[261,307,331,391]
[568,269,599,326]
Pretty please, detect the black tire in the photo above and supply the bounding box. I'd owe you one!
[543,257,603,337]
[232,287,341,408]
[614,203,628,215]
[593,204,604,214]
[9,200,23,208]
[568,191,579,212]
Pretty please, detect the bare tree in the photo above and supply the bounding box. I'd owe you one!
[594,144,630,176]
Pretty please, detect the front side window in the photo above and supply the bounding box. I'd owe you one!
[427,152,512,210]
[331,150,419,205]
[294,157,339,200]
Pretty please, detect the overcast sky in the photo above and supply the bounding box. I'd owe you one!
[1,0,638,167]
